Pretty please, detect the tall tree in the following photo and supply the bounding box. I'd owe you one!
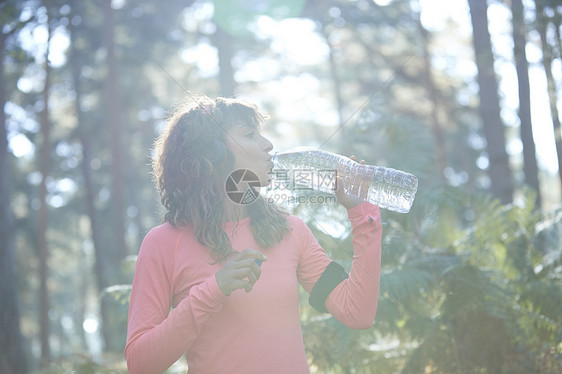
[535,0,562,192]
[0,3,28,373]
[321,24,346,144]
[416,5,446,177]
[37,1,53,366]
[512,0,541,207]
[467,0,513,204]
[553,5,562,64]
[102,0,127,276]
[68,5,114,352]
[213,26,236,97]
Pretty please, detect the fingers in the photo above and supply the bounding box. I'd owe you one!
[232,249,268,262]
[229,257,262,271]
[220,278,253,296]
[216,249,268,296]
[349,155,366,164]
[228,267,259,284]
[228,268,259,292]
[335,175,344,192]
[335,172,365,209]
[334,175,348,202]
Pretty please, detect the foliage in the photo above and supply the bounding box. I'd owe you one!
[31,354,127,374]
[302,187,562,373]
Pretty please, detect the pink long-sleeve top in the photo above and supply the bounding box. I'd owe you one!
[125,202,382,374]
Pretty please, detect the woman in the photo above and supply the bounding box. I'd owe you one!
[125,95,382,374]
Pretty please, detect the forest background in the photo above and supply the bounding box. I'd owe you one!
[1,0,561,373]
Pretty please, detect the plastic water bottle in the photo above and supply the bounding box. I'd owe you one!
[271,147,418,213]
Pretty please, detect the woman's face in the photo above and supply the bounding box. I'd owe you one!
[225,122,274,187]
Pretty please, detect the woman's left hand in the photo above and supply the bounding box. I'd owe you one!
[335,155,366,210]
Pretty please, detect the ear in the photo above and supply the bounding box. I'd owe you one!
[206,139,228,167]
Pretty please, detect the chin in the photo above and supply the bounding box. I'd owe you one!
[258,170,271,186]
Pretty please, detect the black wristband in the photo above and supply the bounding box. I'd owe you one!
[309,261,349,313]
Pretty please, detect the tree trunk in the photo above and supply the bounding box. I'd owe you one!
[68,18,113,352]
[511,0,541,207]
[467,0,513,204]
[103,0,127,273]
[553,7,562,65]
[0,26,28,374]
[321,26,346,146]
[38,4,53,365]
[535,0,562,192]
[214,26,236,97]
[417,8,447,177]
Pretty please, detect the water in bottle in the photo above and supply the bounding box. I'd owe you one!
[270,147,418,213]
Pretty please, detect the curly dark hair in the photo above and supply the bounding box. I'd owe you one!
[152,95,291,262]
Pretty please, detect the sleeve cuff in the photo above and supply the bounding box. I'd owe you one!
[207,275,228,303]
[347,202,379,218]
[346,202,381,230]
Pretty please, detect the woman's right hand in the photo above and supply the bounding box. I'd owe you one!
[215,249,268,296]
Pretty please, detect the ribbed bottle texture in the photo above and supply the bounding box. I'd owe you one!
[271,148,418,213]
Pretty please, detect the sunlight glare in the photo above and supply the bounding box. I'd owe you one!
[48,28,70,67]
[266,74,338,125]
[373,0,393,6]
[83,317,99,333]
[256,17,329,66]
[8,133,35,159]
[419,0,470,32]
[32,24,49,44]
[17,77,34,93]
[180,42,219,77]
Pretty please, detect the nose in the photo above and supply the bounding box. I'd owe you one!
[261,134,273,153]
